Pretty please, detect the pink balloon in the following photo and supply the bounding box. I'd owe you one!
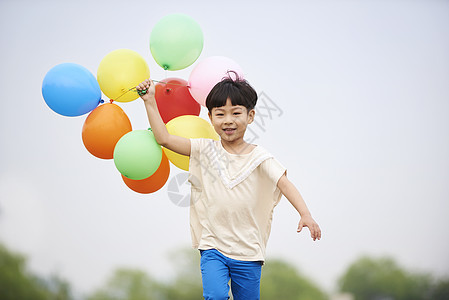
[188,56,244,106]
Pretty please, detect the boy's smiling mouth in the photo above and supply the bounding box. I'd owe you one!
[223,128,237,135]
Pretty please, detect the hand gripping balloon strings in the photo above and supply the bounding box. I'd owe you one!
[111,79,188,101]
[136,88,148,97]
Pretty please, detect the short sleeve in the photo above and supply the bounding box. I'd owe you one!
[189,138,206,189]
[189,138,207,174]
[190,138,202,159]
[259,157,287,186]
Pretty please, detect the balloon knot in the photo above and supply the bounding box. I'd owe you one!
[109,99,114,103]
[163,65,169,70]
[100,99,105,104]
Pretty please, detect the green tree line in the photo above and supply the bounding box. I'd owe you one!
[0,244,71,300]
[1,243,448,299]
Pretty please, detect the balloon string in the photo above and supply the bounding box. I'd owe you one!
[152,79,186,86]
[111,79,188,102]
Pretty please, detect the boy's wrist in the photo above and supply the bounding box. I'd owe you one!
[300,212,312,218]
[143,96,157,105]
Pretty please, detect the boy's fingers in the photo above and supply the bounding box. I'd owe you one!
[313,225,321,241]
[137,80,151,90]
[297,219,321,241]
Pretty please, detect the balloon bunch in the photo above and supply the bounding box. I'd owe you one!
[41,13,243,194]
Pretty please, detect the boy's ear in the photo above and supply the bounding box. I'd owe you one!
[247,109,255,124]
[208,111,212,121]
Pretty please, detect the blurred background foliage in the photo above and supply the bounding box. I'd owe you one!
[0,244,71,300]
[1,243,448,300]
[338,256,449,300]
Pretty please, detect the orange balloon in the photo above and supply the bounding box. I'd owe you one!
[122,152,170,194]
[82,103,132,159]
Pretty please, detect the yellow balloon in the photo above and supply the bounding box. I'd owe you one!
[164,115,219,170]
[97,49,150,103]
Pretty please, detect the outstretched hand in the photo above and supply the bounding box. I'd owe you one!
[297,215,321,241]
[136,79,156,102]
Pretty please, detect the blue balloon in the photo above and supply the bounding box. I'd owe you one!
[42,63,101,117]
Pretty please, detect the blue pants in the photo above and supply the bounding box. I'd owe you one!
[200,249,262,300]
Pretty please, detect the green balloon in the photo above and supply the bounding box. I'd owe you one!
[113,130,162,180]
[150,14,204,71]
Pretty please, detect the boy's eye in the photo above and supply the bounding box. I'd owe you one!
[216,113,224,116]
[233,112,241,115]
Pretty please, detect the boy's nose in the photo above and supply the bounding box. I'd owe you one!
[224,116,234,124]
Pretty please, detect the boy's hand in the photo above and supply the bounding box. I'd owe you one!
[136,79,156,102]
[298,215,321,241]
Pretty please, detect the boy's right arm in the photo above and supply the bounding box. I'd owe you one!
[137,79,191,156]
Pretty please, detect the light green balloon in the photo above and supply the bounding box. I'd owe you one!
[113,130,162,180]
[150,14,204,71]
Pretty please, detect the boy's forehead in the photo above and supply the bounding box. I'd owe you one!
[213,104,245,110]
[213,99,246,110]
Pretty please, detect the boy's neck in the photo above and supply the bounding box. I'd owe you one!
[220,139,256,155]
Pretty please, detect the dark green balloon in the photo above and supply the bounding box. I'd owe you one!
[150,14,203,71]
[113,130,162,180]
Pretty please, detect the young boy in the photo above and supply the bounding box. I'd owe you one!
[137,76,321,300]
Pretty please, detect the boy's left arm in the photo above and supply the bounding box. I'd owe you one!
[277,174,322,241]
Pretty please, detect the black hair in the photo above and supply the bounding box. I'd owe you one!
[205,71,257,113]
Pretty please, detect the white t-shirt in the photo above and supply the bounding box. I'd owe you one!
[188,138,286,261]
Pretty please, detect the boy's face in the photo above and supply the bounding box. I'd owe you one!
[208,98,255,143]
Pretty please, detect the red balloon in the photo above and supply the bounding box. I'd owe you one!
[82,103,132,159]
[155,77,201,123]
[122,152,170,194]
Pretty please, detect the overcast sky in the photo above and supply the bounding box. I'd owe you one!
[1,0,448,297]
